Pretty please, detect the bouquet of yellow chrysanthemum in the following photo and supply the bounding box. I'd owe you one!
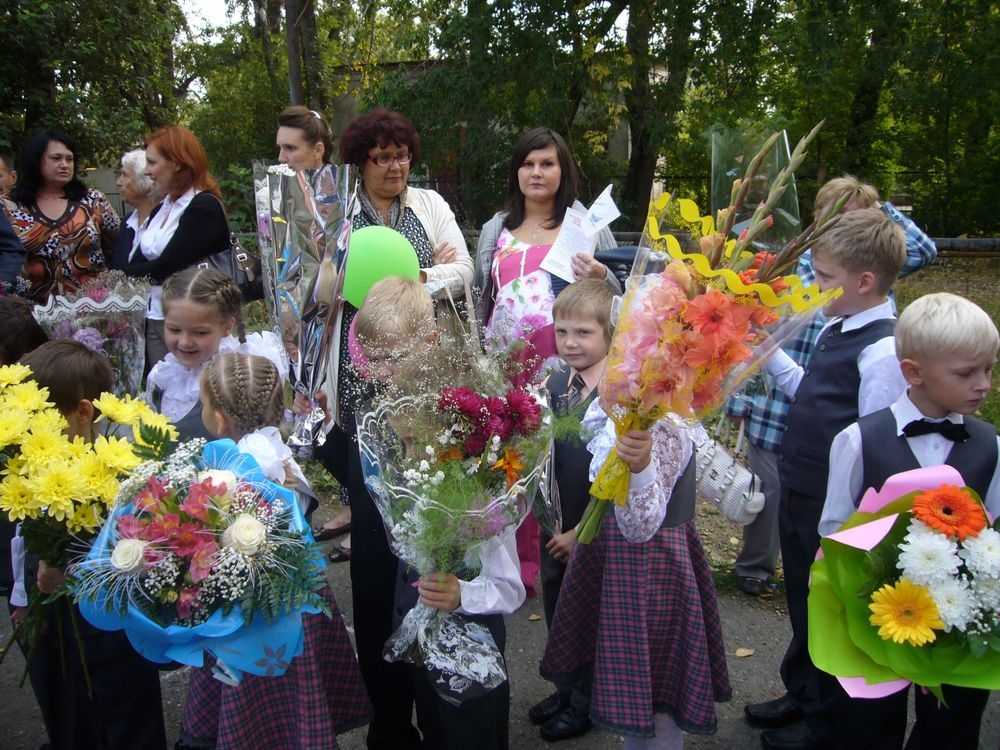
[0,363,176,666]
[0,364,176,565]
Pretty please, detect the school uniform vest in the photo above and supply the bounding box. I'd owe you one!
[857,408,998,503]
[151,387,213,441]
[779,317,896,497]
[547,366,599,530]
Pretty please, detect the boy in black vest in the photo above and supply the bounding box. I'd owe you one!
[745,208,908,750]
[819,292,999,749]
[528,278,615,742]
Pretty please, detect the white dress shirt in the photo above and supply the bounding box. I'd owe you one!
[820,390,1000,536]
[140,187,197,320]
[764,299,906,416]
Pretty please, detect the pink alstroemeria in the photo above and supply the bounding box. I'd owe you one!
[135,476,169,513]
[188,539,218,583]
[181,479,219,523]
[176,587,200,621]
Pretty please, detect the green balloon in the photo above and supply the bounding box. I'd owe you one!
[343,226,420,307]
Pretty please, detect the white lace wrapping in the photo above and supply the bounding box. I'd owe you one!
[583,400,695,543]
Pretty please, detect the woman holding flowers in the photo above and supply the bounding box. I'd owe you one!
[474,127,620,596]
[3,128,121,302]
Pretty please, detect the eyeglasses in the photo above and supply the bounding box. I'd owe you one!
[369,152,412,167]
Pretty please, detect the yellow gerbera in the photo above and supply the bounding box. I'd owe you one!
[869,579,944,647]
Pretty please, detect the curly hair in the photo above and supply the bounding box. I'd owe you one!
[200,353,284,437]
[338,107,421,169]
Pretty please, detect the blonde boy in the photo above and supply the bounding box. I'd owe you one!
[530,278,614,742]
[819,294,999,746]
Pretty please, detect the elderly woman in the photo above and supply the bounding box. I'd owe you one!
[121,126,230,368]
[110,148,162,369]
[3,129,120,302]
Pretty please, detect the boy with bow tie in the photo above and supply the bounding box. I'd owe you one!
[817,291,999,749]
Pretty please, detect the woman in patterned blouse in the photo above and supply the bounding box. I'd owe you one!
[4,129,120,302]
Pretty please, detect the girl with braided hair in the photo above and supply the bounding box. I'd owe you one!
[144,266,286,440]
[173,352,371,750]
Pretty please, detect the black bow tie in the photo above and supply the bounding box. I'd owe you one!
[901,419,970,442]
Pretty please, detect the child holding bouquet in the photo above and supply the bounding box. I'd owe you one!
[539,390,732,748]
[818,292,1000,749]
[308,277,526,749]
[175,352,370,750]
[145,267,286,441]
[17,340,167,750]
[529,279,615,742]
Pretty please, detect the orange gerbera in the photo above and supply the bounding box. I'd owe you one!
[492,449,525,489]
[911,484,987,540]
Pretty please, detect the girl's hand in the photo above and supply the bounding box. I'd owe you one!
[617,429,652,474]
[418,572,462,611]
[571,253,608,281]
[545,528,577,564]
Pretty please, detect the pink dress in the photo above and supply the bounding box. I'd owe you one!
[483,228,559,372]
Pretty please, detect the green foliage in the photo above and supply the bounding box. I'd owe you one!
[247,539,331,624]
[134,423,177,463]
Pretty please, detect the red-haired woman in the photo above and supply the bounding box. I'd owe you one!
[123,125,230,366]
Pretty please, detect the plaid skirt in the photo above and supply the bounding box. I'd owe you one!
[540,515,731,737]
[181,586,371,749]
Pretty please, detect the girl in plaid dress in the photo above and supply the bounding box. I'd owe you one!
[540,403,732,748]
[175,353,370,750]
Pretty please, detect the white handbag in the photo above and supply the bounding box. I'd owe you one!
[695,422,766,525]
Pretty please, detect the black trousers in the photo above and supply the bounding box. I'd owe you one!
[777,489,839,736]
[833,683,989,749]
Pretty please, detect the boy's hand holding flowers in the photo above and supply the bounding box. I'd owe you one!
[418,572,462,612]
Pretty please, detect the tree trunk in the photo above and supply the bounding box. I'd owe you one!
[285,0,304,105]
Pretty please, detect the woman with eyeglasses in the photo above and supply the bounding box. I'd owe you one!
[310,107,472,750]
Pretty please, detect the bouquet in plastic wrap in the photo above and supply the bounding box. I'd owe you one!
[577,124,844,543]
[809,465,1000,700]
[33,270,151,397]
[357,343,550,703]
[255,162,355,450]
[71,439,328,684]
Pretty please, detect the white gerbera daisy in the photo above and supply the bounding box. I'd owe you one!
[960,527,1000,578]
[928,577,977,632]
[897,519,961,586]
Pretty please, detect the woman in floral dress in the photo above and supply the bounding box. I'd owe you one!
[474,127,620,599]
[4,129,120,302]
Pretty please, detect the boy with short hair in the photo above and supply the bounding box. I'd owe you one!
[819,292,999,749]
[15,339,167,750]
[747,208,908,750]
[529,278,615,742]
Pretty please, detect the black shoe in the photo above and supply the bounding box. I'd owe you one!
[745,694,803,728]
[760,721,833,750]
[528,693,566,725]
[737,576,772,596]
[539,706,592,742]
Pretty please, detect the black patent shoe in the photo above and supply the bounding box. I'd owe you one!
[744,694,803,728]
[528,692,567,725]
[540,706,593,742]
